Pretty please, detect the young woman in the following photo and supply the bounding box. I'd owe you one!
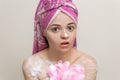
[22,0,97,80]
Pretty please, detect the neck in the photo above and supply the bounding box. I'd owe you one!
[47,47,76,62]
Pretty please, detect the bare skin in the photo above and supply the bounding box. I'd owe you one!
[22,12,97,80]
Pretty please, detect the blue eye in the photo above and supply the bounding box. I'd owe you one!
[51,27,60,33]
[67,26,75,32]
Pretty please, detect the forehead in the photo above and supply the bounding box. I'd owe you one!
[49,12,75,26]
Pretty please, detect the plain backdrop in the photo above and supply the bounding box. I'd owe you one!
[0,0,120,80]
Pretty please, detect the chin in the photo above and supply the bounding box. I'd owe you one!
[59,46,73,53]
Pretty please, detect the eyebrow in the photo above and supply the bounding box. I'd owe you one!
[67,22,76,26]
[49,22,76,28]
[49,24,61,27]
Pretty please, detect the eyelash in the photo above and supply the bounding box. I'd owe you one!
[67,26,75,32]
[51,27,60,33]
[50,26,76,33]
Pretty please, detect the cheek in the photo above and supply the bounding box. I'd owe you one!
[70,31,76,39]
[70,35,76,42]
[46,33,60,44]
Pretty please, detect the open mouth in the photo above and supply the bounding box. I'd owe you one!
[60,42,70,48]
[61,42,69,45]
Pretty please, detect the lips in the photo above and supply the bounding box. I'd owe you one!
[60,41,70,48]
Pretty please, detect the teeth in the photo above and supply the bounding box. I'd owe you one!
[62,42,68,44]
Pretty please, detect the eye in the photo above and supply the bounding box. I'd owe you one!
[51,27,60,33]
[67,26,75,32]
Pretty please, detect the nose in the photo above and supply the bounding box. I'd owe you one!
[61,30,69,39]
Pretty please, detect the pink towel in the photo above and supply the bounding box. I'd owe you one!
[33,0,78,54]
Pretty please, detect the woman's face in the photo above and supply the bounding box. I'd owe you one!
[44,12,77,53]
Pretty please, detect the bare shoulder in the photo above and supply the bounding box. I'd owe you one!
[22,50,49,80]
[84,53,96,64]
[22,52,44,80]
[22,55,34,66]
[22,54,38,80]
[22,50,47,71]
[77,51,97,80]
[77,50,97,65]
[22,54,38,71]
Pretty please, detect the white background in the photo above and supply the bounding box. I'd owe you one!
[0,0,120,80]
